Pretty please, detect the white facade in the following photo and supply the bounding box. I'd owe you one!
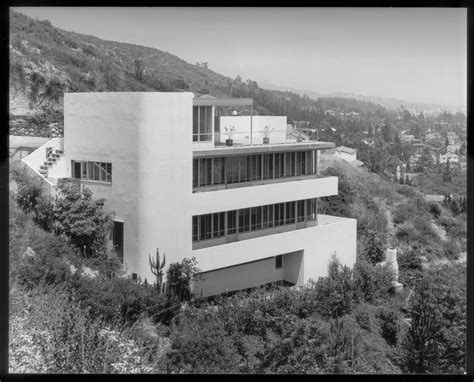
[23,92,357,297]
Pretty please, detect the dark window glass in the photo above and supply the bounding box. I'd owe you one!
[275,203,285,226]
[193,159,199,187]
[81,162,87,179]
[199,158,207,186]
[199,214,212,240]
[306,199,317,221]
[218,212,225,237]
[264,204,274,228]
[227,210,237,234]
[286,201,295,224]
[296,152,303,176]
[206,158,212,185]
[213,158,224,185]
[106,163,112,182]
[239,156,248,182]
[230,157,240,184]
[192,216,198,241]
[275,255,283,269]
[307,151,314,174]
[297,200,305,222]
[239,208,250,233]
[274,153,282,178]
[73,161,81,179]
[263,154,273,179]
[193,107,199,142]
[93,162,101,181]
[250,206,262,231]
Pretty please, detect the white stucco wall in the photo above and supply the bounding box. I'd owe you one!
[192,215,357,285]
[220,116,288,144]
[191,176,337,215]
[63,92,194,281]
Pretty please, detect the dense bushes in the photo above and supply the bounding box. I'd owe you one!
[53,179,113,257]
[9,284,157,373]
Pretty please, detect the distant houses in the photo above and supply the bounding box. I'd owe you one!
[323,145,364,167]
[439,153,459,164]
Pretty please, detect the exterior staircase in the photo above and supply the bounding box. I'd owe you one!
[38,147,64,178]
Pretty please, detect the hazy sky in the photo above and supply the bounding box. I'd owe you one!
[13,7,467,107]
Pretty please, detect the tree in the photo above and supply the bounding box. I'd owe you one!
[166,257,200,302]
[52,179,113,257]
[442,159,452,183]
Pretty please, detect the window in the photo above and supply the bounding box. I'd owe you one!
[274,203,285,226]
[192,216,198,241]
[275,153,284,178]
[199,214,212,240]
[193,159,199,187]
[275,255,283,269]
[250,206,262,231]
[297,200,305,222]
[263,204,274,228]
[193,106,213,142]
[239,208,250,233]
[306,199,317,221]
[213,158,225,185]
[285,201,295,224]
[227,210,237,235]
[263,153,273,179]
[72,160,112,183]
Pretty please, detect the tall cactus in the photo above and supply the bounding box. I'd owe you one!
[149,248,166,294]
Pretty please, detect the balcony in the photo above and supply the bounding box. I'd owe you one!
[194,172,329,192]
[191,176,338,216]
[193,218,318,250]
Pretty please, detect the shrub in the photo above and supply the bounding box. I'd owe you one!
[53,179,113,257]
[165,308,241,373]
[11,165,43,214]
[312,255,356,319]
[358,228,386,264]
[166,257,200,302]
[377,307,399,347]
[396,184,417,198]
[72,275,165,325]
[15,232,79,289]
[353,261,394,304]
[427,201,442,219]
[9,284,154,373]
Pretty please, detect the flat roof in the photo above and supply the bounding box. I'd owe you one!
[193,141,335,158]
[193,98,253,107]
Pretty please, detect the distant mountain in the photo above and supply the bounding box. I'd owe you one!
[259,81,463,115]
[10,9,395,137]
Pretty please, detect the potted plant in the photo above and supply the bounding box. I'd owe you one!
[224,125,236,146]
[262,125,273,144]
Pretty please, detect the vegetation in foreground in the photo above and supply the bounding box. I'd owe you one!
[9,162,465,374]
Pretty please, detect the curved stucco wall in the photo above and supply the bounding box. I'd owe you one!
[64,92,194,281]
[135,93,193,280]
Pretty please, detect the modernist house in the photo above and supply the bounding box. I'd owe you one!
[22,92,357,297]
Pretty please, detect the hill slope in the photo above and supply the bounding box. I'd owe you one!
[9,9,390,137]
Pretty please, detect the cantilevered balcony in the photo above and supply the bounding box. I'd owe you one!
[192,141,334,192]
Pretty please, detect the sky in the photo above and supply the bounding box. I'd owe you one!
[13,7,467,107]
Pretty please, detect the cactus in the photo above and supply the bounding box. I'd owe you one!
[149,248,166,294]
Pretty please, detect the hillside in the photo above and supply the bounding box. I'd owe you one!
[10,9,391,137]
[259,82,464,115]
[9,156,466,374]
